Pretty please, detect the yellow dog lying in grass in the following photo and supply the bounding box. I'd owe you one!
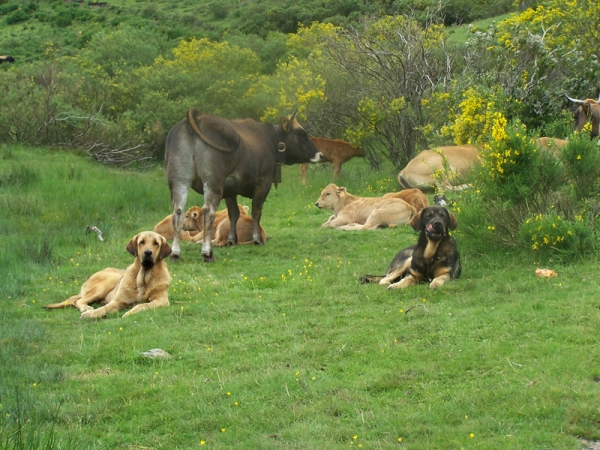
[45,231,172,319]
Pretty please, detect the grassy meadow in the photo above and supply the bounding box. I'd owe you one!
[1,145,600,449]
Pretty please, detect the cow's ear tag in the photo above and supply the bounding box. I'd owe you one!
[278,142,286,152]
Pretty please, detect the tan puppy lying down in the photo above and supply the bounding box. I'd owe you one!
[45,231,171,319]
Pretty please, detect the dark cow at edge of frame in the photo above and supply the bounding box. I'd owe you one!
[0,55,15,64]
[165,108,322,263]
[565,94,600,139]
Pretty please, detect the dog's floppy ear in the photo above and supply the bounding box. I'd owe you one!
[448,211,459,230]
[126,234,139,256]
[409,210,423,231]
[159,236,172,260]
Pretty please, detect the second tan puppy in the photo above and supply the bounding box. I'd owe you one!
[72,231,172,319]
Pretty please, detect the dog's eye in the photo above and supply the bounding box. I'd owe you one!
[139,240,145,245]
[154,241,159,246]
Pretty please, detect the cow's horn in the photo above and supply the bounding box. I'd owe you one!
[564,94,585,105]
[289,108,298,122]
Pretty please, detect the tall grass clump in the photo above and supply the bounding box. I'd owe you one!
[454,123,599,260]
[0,390,82,450]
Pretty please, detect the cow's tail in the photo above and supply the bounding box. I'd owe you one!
[44,295,80,309]
[358,275,384,284]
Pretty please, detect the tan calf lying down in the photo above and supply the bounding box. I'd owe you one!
[154,214,198,242]
[45,231,171,318]
[315,183,414,230]
[183,204,266,246]
[383,188,429,213]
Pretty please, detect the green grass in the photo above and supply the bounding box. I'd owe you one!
[448,13,512,44]
[1,145,600,449]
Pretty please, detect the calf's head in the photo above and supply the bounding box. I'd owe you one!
[410,206,458,241]
[315,184,345,210]
[183,206,204,232]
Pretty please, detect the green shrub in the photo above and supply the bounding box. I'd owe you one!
[455,123,599,260]
[5,8,28,24]
[560,133,600,200]
[0,3,18,15]
[518,209,594,258]
[476,123,564,204]
[52,8,73,27]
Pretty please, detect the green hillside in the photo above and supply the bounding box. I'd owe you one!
[0,0,516,63]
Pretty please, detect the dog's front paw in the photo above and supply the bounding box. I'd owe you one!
[121,310,133,318]
[80,309,97,319]
[387,280,408,290]
[428,278,445,290]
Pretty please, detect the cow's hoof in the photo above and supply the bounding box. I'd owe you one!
[253,240,265,246]
[225,240,237,247]
[170,253,181,262]
[202,253,215,263]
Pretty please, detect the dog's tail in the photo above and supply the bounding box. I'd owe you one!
[358,275,384,284]
[44,295,80,309]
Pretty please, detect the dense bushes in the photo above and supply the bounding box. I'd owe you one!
[453,124,600,260]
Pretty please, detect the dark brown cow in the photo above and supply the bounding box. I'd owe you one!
[165,108,322,262]
[300,137,365,185]
[565,95,600,138]
[0,55,15,64]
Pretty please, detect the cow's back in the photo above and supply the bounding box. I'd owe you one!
[398,145,479,190]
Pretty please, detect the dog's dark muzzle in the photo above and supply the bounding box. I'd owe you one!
[425,220,446,240]
[141,250,155,268]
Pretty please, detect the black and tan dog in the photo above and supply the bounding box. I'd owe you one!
[360,206,461,290]
[45,231,172,318]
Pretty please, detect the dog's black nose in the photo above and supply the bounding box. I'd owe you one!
[144,250,153,256]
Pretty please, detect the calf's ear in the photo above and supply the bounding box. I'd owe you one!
[126,234,139,256]
[409,211,423,231]
[159,236,172,260]
[448,212,459,230]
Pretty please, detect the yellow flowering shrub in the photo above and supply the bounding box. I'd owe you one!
[519,211,591,256]
[441,88,507,145]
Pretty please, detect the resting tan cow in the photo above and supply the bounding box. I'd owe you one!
[300,138,365,185]
[398,145,480,192]
[383,188,429,213]
[154,214,198,242]
[536,137,569,155]
[315,184,414,230]
[398,138,566,192]
[183,205,266,246]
